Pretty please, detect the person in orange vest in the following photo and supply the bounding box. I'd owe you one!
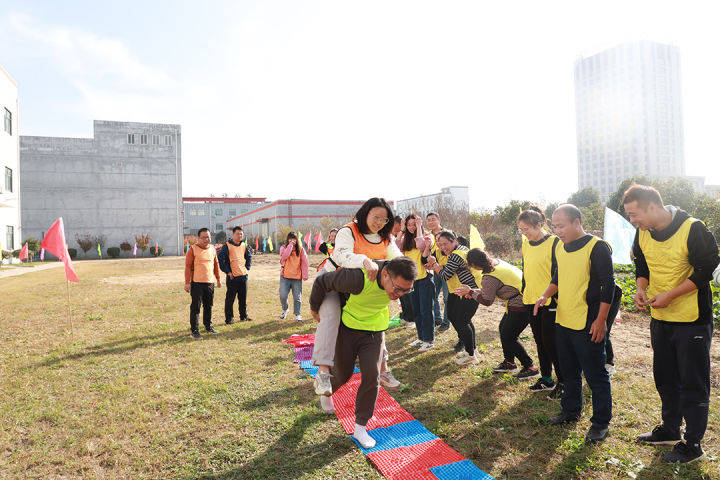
[279,232,309,322]
[218,226,253,324]
[184,228,222,339]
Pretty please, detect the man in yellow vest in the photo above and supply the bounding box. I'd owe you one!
[534,204,616,443]
[309,256,417,449]
[623,184,719,464]
[184,228,222,339]
[218,226,253,324]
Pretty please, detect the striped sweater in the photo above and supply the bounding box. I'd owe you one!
[439,246,478,289]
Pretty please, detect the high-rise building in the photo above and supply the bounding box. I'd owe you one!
[0,65,20,257]
[20,120,184,256]
[575,42,684,200]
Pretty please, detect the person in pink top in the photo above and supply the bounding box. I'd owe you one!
[279,232,309,322]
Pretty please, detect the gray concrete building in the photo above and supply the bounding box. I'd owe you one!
[1,65,20,257]
[183,196,268,239]
[20,120,183,256]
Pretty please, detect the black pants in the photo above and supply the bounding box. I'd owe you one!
[190,281,214,332]
[447,294,479,355]
[225,276,248,321]
[527,306,563,382]
[399,292,414,322]
[650,318,712,444]
[604,285,622,365]
[499,309,533,368]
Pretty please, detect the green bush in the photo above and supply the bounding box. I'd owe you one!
[68,248,78,259]
[11,249,20,258]
[1,250,11,260]
[484,233,513,256]
[151,245,164,257]
[107,247,121,258]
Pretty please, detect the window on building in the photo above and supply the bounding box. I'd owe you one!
[215,208,222,215]
[4,167,12,193]
[6,226,13,250]
[215,224,223,231]
[140,134,148,145]
[127,133,136,144]
[3,108,11,135]
[152,134,160,145]
[229,209,236,216]
[164,135,172,146]
[189,210,196,216]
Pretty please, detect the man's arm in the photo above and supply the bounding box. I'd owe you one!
[184,248,194,285]
[309,268,366,312]
[217,244,231,275]
[245,245,252,270]
[589,241,614,342]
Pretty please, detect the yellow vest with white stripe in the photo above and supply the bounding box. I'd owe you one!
[639,217,700,323]
[555,236,600,330]
[404,248,427,280]
[445,248,468,291]
[521,235,558,306]
[342,270,390,331]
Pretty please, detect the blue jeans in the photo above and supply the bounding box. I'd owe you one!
[556,321,612,429]
[279,277,302,315]
[432,274,449,326]
[411,275,435,343]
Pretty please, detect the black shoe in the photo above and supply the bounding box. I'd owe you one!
[547,383,563,400]
[225,318,235,325]
[453,341,465,353]
[530,378,556,392]
[206,326,218,334]
[662,442,705,464]
[515,366,540,380]
[585,425,608,443]
[437,323,450,333]
[637,425,682,445]
[191,331,202,339]
[548,411,580,425]
[492,360,518,374]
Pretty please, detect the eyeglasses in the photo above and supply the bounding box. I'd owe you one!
[369,215,390,225]
[388,275,413,295]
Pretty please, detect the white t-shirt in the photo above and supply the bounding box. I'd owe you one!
[323,224,401,273]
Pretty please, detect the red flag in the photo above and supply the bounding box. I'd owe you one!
[255,236,259,250]
[155,242,158,255]
[40,217,79,283]
[314,232,323,253]
[19,242,28,260]
[304,231,311,251]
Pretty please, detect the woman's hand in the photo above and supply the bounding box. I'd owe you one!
[363,259,379,281]
[454,285,471,297]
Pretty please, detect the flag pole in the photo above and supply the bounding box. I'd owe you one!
[66,280,74,339]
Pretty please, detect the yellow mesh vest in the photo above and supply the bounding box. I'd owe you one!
[521,235,557,306]
[404,248,428,280]
[555,237,598,330]
[639,218,699,322]
[445,248,468,291]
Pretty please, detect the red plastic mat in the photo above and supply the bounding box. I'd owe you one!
[282,334,315,347]
[332,373,415,434]
[366,438,467,480]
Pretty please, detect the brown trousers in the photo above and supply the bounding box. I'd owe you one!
[330,322,384,426]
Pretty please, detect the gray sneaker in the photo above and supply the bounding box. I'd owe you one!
[314,371,333,396]
[379,370,402,388]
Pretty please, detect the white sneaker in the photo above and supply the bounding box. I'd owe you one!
[320,395,335,414]
[379,370,402,388]
[455,350,469,359]
[455,355,479,366]
[295,314,303,323]
[353,424,376,449]
[418,342,434,352]
[408,339,423,347]
[406,322,416,329]
[314,371,333,396]
[606,364,616,376]
[279,309,288,319]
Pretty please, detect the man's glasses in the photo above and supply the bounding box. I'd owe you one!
[388,275,413,295]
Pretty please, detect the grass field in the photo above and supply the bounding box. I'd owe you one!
[0,254,718,480]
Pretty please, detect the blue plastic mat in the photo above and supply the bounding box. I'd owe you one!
[351,420,438,454]
[430,459,495,480]
[301,364,359,378]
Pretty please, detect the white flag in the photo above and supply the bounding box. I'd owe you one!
[603,207,636,265]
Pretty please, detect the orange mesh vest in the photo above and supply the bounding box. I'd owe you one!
[191,244,216,283]
[346,222,389,260]
[283,250,302,279]
[227,242,247,276]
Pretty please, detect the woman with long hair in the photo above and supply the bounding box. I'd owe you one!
[400,214,435,351]
[279,231,309,322]
[311,198,404,399]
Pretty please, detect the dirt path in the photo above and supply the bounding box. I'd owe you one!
[0,262,63,279]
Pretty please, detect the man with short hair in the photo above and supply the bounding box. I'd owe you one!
[624,184,719,464]
[184,228,222,339]
[310,256,417,449]
[535,204,616,443]
[218,226,253,324]
[426,212,451,332]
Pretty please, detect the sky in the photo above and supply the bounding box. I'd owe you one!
[1,0,719,210]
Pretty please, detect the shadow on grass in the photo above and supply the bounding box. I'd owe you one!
[196,412,355,480]
[634,450,710,480]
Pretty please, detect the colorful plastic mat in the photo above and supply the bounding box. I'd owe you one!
[283,336,495,480]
